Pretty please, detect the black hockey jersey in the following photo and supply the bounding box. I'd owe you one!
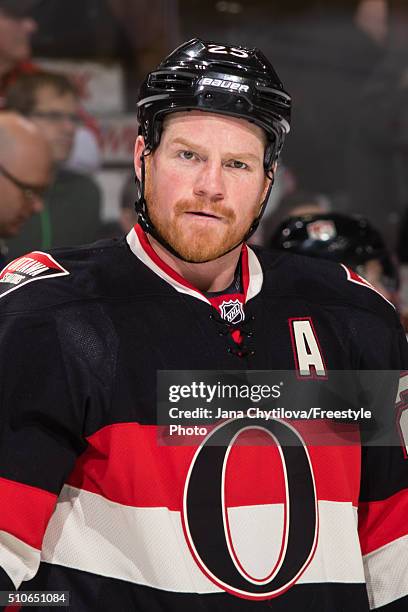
[0,224,407,611]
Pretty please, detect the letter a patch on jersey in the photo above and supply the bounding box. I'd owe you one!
[0,251,69,299]
[289,317,327,379]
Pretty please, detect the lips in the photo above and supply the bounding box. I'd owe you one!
[174,199,233,222]
[186,211,221,220]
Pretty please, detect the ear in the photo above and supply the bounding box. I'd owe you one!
[134,135,146,181]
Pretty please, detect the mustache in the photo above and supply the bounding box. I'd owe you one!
[173,199,235,220]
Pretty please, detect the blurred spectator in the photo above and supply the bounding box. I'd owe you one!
[107,0,180,107]
[346,1,408,248]
[65,122,101,174]
[268,212,399,307]
[11,0,181,111]
[0,0,101,173]
[95,173,138,240]
[0,111,51,265]
[354,0,389,45]
[5,72,102,260]
[0,0,38,105]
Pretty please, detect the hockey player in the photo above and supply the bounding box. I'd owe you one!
[0,38,407,611]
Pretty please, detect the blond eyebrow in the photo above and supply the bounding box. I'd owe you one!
[168,137,262,163]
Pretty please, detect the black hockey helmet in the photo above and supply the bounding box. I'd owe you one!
[135,38,291,258]
[269,212,399,290]
[137,38,291,169]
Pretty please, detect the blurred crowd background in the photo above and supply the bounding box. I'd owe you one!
[1,0,408,326]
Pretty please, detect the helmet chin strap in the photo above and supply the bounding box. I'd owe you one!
[135,151,275,263]
[244,169,275,241]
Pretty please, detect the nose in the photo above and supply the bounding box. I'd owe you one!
[193,159,225,202]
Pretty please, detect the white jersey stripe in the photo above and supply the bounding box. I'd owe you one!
[0,529,41,589]
[40,485,365,593]
[363,535,408,610]
[126,226,210,305]
[246,246,263,302]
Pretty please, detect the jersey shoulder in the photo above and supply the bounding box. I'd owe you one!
[0,237,159,315]
[258,248,398,325]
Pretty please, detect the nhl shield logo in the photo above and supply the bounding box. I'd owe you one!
[219,299,245,324]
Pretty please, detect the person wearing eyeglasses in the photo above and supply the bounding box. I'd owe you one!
[0,112,51,266]
[4,71,102,261]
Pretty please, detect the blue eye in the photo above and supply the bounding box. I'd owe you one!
[227,160,248,170]
[179,150,196,160]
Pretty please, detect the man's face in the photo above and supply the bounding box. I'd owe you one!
[30,85,79,164]
[135,112,270,263]
[0,10,36,66]
[0,137,51,238]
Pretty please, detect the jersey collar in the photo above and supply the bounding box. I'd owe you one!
[126,223,263,305]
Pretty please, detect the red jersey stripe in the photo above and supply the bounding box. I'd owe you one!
[0,477,57,549]
[66,422,361,510]
[358,488,408,555]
